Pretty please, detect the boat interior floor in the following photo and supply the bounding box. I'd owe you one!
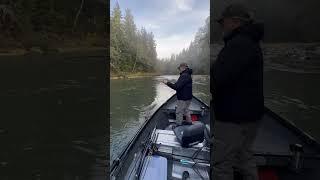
[140,119,210,180]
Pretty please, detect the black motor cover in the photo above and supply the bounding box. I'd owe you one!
[173,122,205,147]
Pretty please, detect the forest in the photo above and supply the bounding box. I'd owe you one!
[110,2,157,74]
[110,2,210,75]
[0,0,106,50]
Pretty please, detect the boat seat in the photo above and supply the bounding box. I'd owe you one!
[173,122,205,148]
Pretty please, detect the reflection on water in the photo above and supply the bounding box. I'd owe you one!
[264,69,320,141]
[110,75,210,162]
[0,53,106,179]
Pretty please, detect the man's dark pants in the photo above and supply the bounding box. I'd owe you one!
[211,118,260,180]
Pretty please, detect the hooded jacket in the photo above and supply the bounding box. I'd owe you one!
[167,68,193,100]
[211,23,264,123]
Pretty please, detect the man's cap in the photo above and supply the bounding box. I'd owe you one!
[216,3,252,24]
[177,63,188,69]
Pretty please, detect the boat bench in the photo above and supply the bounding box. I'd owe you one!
[153,129,210,162]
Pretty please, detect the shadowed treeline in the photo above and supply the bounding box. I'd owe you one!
[0,0,106,50]
[212,0,320,42]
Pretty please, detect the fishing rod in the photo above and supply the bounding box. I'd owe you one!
[133,117,160,179]
[135,126,158,179]
[124,128,154,179]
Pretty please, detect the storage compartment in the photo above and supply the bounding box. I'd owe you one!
[140,155,167,180]
[154,129,209,161]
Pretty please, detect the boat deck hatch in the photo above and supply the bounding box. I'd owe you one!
[140,155,167,180]
[154,129,210,161]
[151,129,210,179]
[172,161,209,179]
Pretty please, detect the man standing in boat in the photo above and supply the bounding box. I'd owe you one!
[211,3,264,180]
[162,63,193,125]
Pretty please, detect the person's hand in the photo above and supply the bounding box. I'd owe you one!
[161,79,168,84]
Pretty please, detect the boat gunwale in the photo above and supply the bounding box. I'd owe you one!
[254,152,320,159]
[263,107,320,152]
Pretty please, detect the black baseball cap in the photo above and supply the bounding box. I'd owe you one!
[216,3,252,24]
[177,63,188,69]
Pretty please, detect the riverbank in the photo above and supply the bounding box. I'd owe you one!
[110,72,160,79]
[0,32,106,56]
[213,42,320,74]
[0,47,107,56]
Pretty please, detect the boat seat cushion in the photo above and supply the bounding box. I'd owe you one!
[173,122,205,147]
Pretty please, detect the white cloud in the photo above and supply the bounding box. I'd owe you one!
[147,23,160,30]
[175,0,194,11]
[153,10,208,59]
[156,33,195,59]
[129,0,209,59]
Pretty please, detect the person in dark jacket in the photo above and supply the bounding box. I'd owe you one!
[211,3,264,180]
[162,63,193,125]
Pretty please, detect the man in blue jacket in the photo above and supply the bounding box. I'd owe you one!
[162,63,193,125]
[211,3,264,180]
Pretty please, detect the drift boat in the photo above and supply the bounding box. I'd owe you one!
[110,94,320,180]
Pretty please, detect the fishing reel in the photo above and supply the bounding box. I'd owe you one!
[289,143,304,172]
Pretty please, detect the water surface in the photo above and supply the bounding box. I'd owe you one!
[110,75,210,162]
[110,71,320,163]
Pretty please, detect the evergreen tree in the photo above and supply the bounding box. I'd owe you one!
[110,3,158,74]
[122,8,137,71]
[157,16,210,75]
[110,2,124,70]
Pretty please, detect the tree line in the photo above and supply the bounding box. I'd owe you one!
[0,0,105,49]
[212,0,320,42]
[111,2,157,74]
[157,17,210,75]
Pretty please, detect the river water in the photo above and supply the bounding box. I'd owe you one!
[110,75,211,162]
[110,72,320,163]
[0,52,107,179]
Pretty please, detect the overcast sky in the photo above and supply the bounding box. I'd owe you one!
[110,0,209,59]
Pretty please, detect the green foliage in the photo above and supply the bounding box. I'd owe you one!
[110,3,157,73]
[158,17,210,75]
[0,0,106,48]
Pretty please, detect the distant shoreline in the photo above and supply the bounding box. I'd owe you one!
[110,72,160,79]
[0,47,107,56]
[110,73,210,79]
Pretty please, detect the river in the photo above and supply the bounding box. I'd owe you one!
[110,72,320,163]
[0,51,107,179]
[110,75,211,162]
